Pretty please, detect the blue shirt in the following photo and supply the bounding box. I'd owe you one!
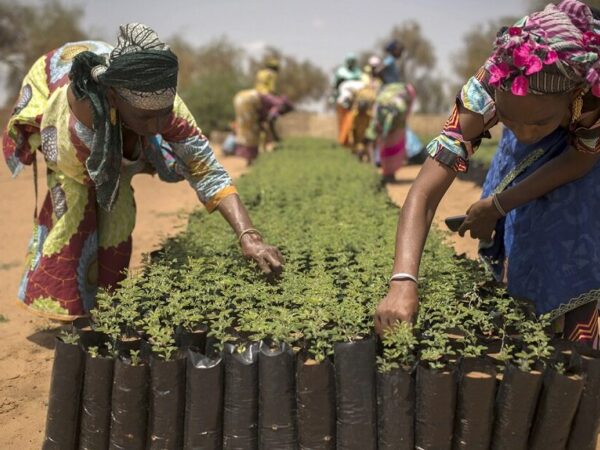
[380,55,400,85]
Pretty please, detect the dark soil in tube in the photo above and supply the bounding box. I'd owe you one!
[148,355,186,450]
[296,355,336,450]
[377,367,414,450]
[108,356,149,450]
[334,336,377,450]
[491,363,542,450]
[529,368,584,450]
[452,358,497,450]
[42,338,85,450]
[258,341,296,449]
[223,342,259,450]
[415,364,457,450]
[176,324,208,355]
[184,349,224,450]
[567,347,600,450]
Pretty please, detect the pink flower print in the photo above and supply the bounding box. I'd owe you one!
[525,55,543,75]
[583,31,600,47]
[544,50,558,65]
[489,62,511,87]
[586,68,600,97]
[513,44,543,75]
[513,44,533,67]
[511,75,529,96]
[508,27,522,36]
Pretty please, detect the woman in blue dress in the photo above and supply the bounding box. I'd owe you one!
[375,0,600,348]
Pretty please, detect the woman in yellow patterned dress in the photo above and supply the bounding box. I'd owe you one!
[233,88,292,165]
[2,23,283,321]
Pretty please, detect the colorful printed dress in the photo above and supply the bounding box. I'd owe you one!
[233,89,289,162]
[427,65,600,347]
[366,82,416,176]
[2,41,237,320]
[255,68,278,95]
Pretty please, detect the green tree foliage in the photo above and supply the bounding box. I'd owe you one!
[175,39,329,134]
[451,16,519,93]
[176,37,249,135]
[0,0,86,99]
[372,21,448,113]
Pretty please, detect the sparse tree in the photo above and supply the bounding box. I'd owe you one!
[176,37,249,135]
[374,21,448,113]
[0,0,85,101]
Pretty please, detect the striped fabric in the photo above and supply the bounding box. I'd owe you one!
[490,0,600,96]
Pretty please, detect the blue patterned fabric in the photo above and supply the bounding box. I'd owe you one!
[380,55,400,85]
[480,127,600,318]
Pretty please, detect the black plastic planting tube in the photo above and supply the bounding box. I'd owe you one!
[109,356,149,450]
[376,367,414,450]
[176,324,208,355]
[334,336,377,450]
[78,351,114,450]
[414,364,457,450]
[223,342,259,450]
[567,347,600,450]
[148,355,187,450]
[42,338,85,450]
[452,358,497,450]
[184,349,224,450]
[528,368,584,450]
[296,355,336,450]
[491,363,543,450]
[258,341,297,449]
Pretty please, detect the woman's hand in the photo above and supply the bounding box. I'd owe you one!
[240,232,284,276]
[458,196,503,241]
[374,281,419,336]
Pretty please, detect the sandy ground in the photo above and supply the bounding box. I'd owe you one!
[1,143,592,448]
[0,146,248,449]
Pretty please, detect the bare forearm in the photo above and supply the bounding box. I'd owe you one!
[392,159,456,276]
[498,147,599,212]
[216,193,254,237]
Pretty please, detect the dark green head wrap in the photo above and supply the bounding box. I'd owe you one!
[69,23,178,211]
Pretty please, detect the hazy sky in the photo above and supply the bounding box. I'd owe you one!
[28,0,527,78]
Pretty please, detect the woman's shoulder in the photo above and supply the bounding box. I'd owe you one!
[459,65,497,126]
[46,41,112,93]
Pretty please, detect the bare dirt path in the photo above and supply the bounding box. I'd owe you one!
[385,165,482,259]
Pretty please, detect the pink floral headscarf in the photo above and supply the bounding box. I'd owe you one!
[488,0,600,97]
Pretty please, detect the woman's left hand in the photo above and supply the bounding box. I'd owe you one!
[458,197,503,241]
[240,233,284,276]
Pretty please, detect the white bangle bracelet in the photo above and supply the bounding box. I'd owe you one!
[389,273,418,284]
[492,194,507,217]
